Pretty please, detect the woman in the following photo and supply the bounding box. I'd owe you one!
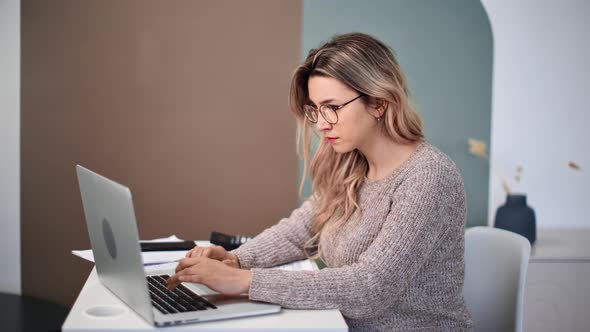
[167,32,473,331]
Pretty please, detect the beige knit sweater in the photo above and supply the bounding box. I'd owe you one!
[233,141,473,331]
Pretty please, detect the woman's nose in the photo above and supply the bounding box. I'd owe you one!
[315,114,332,131]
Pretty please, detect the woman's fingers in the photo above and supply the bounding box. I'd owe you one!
[207,246,228,260]
[175,256,201,273]
[166,276,181,290]
[187,245,228,260]
[166,258,250,295]
[167,266,201,290]
[186,247,196,258]
[168,262,200,289]
[186,246,204,258]
[222,258,239,268]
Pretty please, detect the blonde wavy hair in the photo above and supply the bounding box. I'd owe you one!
[289,33,424,259]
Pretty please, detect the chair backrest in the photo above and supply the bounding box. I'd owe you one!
[463,226,531,332]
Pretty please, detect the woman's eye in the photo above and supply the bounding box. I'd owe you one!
[327,105,338,111]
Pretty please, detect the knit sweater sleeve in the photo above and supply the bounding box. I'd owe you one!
[231,197,316,269]
[247,163,464,320]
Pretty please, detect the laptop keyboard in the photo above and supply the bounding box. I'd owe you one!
[146,275,217,314]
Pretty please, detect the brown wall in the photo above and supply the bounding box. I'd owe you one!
[22,0,302,306]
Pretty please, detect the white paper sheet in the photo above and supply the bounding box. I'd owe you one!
[73,235,317,271]
[71,235,206,266]
[145,258,318,273]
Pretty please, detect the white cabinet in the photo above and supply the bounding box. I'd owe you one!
[523,229,590,332]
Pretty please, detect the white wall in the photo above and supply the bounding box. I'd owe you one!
[482,0,590,228]
[0,0,21,294]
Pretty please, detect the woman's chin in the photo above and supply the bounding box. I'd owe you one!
[330,143,353,154]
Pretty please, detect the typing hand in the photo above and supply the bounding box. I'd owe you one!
[185,245,240,268]
[166,257,251,295]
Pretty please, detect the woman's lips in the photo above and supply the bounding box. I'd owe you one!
[327,137,339,142]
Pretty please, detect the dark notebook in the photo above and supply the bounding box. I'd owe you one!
[140,241,196,252]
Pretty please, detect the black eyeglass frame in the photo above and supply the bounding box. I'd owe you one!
[303,94,365,125]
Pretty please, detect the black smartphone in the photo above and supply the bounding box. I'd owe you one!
[209,231,253,251]
[139,241,196,252]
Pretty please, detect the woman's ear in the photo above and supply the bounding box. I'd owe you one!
[367,97,389,119]
[370,98,389,118]
[377,99,389,116]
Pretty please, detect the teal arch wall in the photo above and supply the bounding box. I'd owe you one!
[300,0,493,227]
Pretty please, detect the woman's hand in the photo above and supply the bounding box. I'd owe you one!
[166,257,251,295]
[185,245,240,268]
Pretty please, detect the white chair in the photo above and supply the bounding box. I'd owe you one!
[463,226,531,332]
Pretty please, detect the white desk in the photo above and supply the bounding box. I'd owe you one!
[63,266,348,331]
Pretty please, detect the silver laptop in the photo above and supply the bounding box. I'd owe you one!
[76,165,281,327]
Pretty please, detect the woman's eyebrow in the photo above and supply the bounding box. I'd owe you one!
[309,98,337,107]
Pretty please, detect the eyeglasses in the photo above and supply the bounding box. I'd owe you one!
[302,94,364,125]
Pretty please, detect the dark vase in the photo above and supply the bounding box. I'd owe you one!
[494,194,536,245]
